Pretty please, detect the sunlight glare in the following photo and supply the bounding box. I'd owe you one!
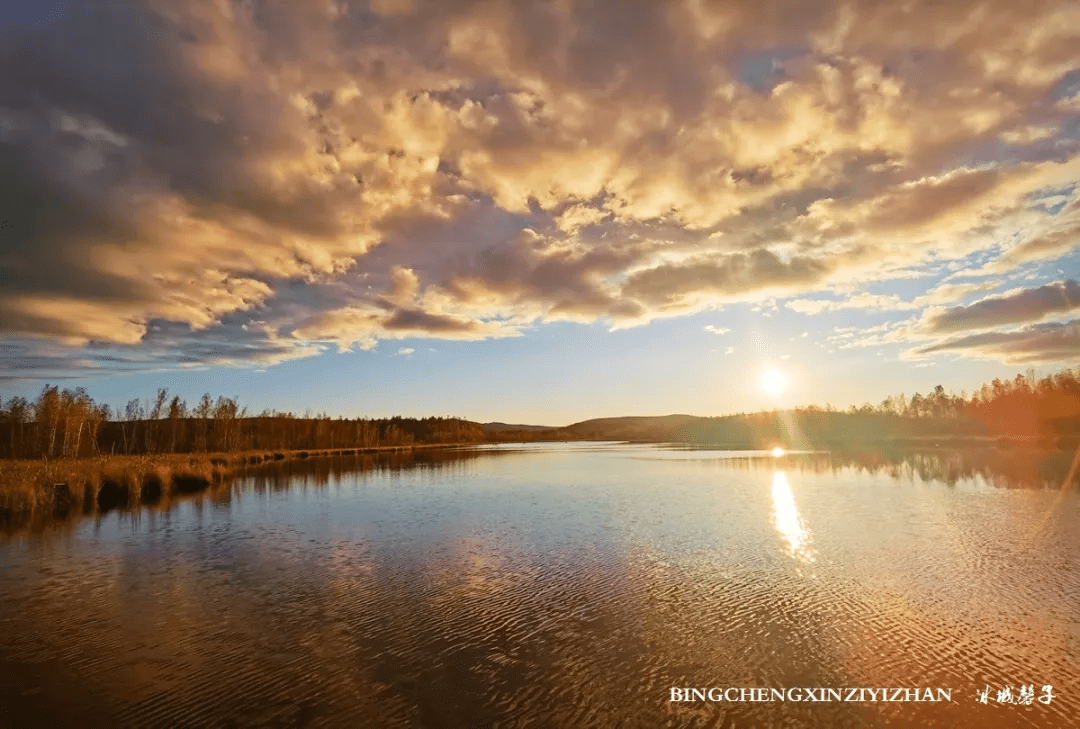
[761,369,786,395]
[770,471,814,563]
[771,447,785,457]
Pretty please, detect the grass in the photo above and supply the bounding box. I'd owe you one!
[0,444,441,525]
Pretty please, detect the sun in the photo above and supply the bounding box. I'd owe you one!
[761,368,787,395]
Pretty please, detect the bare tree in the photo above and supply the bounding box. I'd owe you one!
[35,385,61,458]
[194,393,213,452]
[167,396,186,453]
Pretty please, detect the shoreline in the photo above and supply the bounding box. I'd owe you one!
[0,443,476,523]
[582,434,1080,451]
[3,437,1077,527]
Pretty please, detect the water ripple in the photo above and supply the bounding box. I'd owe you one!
[1,445,1078,727]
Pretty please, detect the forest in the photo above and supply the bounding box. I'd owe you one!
[0,388,487,460]
[567,367,1080,448]
[1,367,1079,460]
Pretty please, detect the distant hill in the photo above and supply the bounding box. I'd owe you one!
[562,410,1080,450]
[480,422,571,442]
[563,414,701,441]
[482,422,558,433]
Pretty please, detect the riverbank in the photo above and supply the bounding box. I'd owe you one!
[593,434,1080,452]
[0,444,464,523]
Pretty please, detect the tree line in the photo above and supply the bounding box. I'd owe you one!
[0,387,487,459]
[2,367,1078,459]
[679,367,1080,446]
[564,367,1080,446]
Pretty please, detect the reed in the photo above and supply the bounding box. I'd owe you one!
[139,465,172,504]
[0,452,228,520]
[0,444,448,524]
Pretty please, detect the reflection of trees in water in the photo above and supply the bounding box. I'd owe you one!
[849,448,1079,490]
[241,448,505,491]
[6,446,1074,536]
[753,448,1078,490]
[1,448,508,534]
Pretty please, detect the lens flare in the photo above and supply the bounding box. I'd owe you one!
[761,369,786,395]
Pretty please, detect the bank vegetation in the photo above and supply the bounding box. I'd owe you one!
[566,367,1080,449]
[2,367,1078,522]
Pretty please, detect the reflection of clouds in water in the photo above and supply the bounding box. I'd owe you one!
[326,537,376,580]
[3,444,1079,728]
[771,471,815,563]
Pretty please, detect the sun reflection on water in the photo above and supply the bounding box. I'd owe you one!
[770,471,815,563]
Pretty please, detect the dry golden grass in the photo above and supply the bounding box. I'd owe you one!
[0,444,447,523]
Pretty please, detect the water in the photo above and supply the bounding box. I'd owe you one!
[2,443,1079,728]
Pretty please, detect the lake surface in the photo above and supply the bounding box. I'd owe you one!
[2,443,1079,728]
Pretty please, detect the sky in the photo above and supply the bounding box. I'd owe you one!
[1,0,1078,425]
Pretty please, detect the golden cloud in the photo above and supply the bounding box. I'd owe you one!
[1,0,1078,375]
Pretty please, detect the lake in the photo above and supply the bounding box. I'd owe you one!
[1,443,1078,728]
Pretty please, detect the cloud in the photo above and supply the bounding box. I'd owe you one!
[785,292,918,315]
[556,203,609,233]
[815,280,1080,363]
[0,320,323,382]
[970,220,1080,275]
[0,1,71,27]
[704,325,730,335]
[786,299,832,315]
[396,347,415,356]
[911,318,1080,364]
[622,248,840,310]
[916,281,997,305]
[291,302,523,353]
[922,280,1080,333]
[785,280,999,315]
[1,0,1079,376]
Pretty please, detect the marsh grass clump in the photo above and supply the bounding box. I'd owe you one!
[80,478,97,514]
[140,467,171,504]
[172,470,211,493]
[171,460,220,493]
[0,485,34,525]
[1,444,429,529]
[48,482,77,518]
[99,463,153,511]
[96,477,130,512]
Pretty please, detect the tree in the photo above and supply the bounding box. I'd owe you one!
[35,385,61,458]
[212,396,239,451]
[194,394,213,451]
[146,388,169,453]
[909,392,925,418]
[124,398,145,454]
[59,387,95,457]
[3,397,29,458]
[930,385,947,419]
[167,396,186,453]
